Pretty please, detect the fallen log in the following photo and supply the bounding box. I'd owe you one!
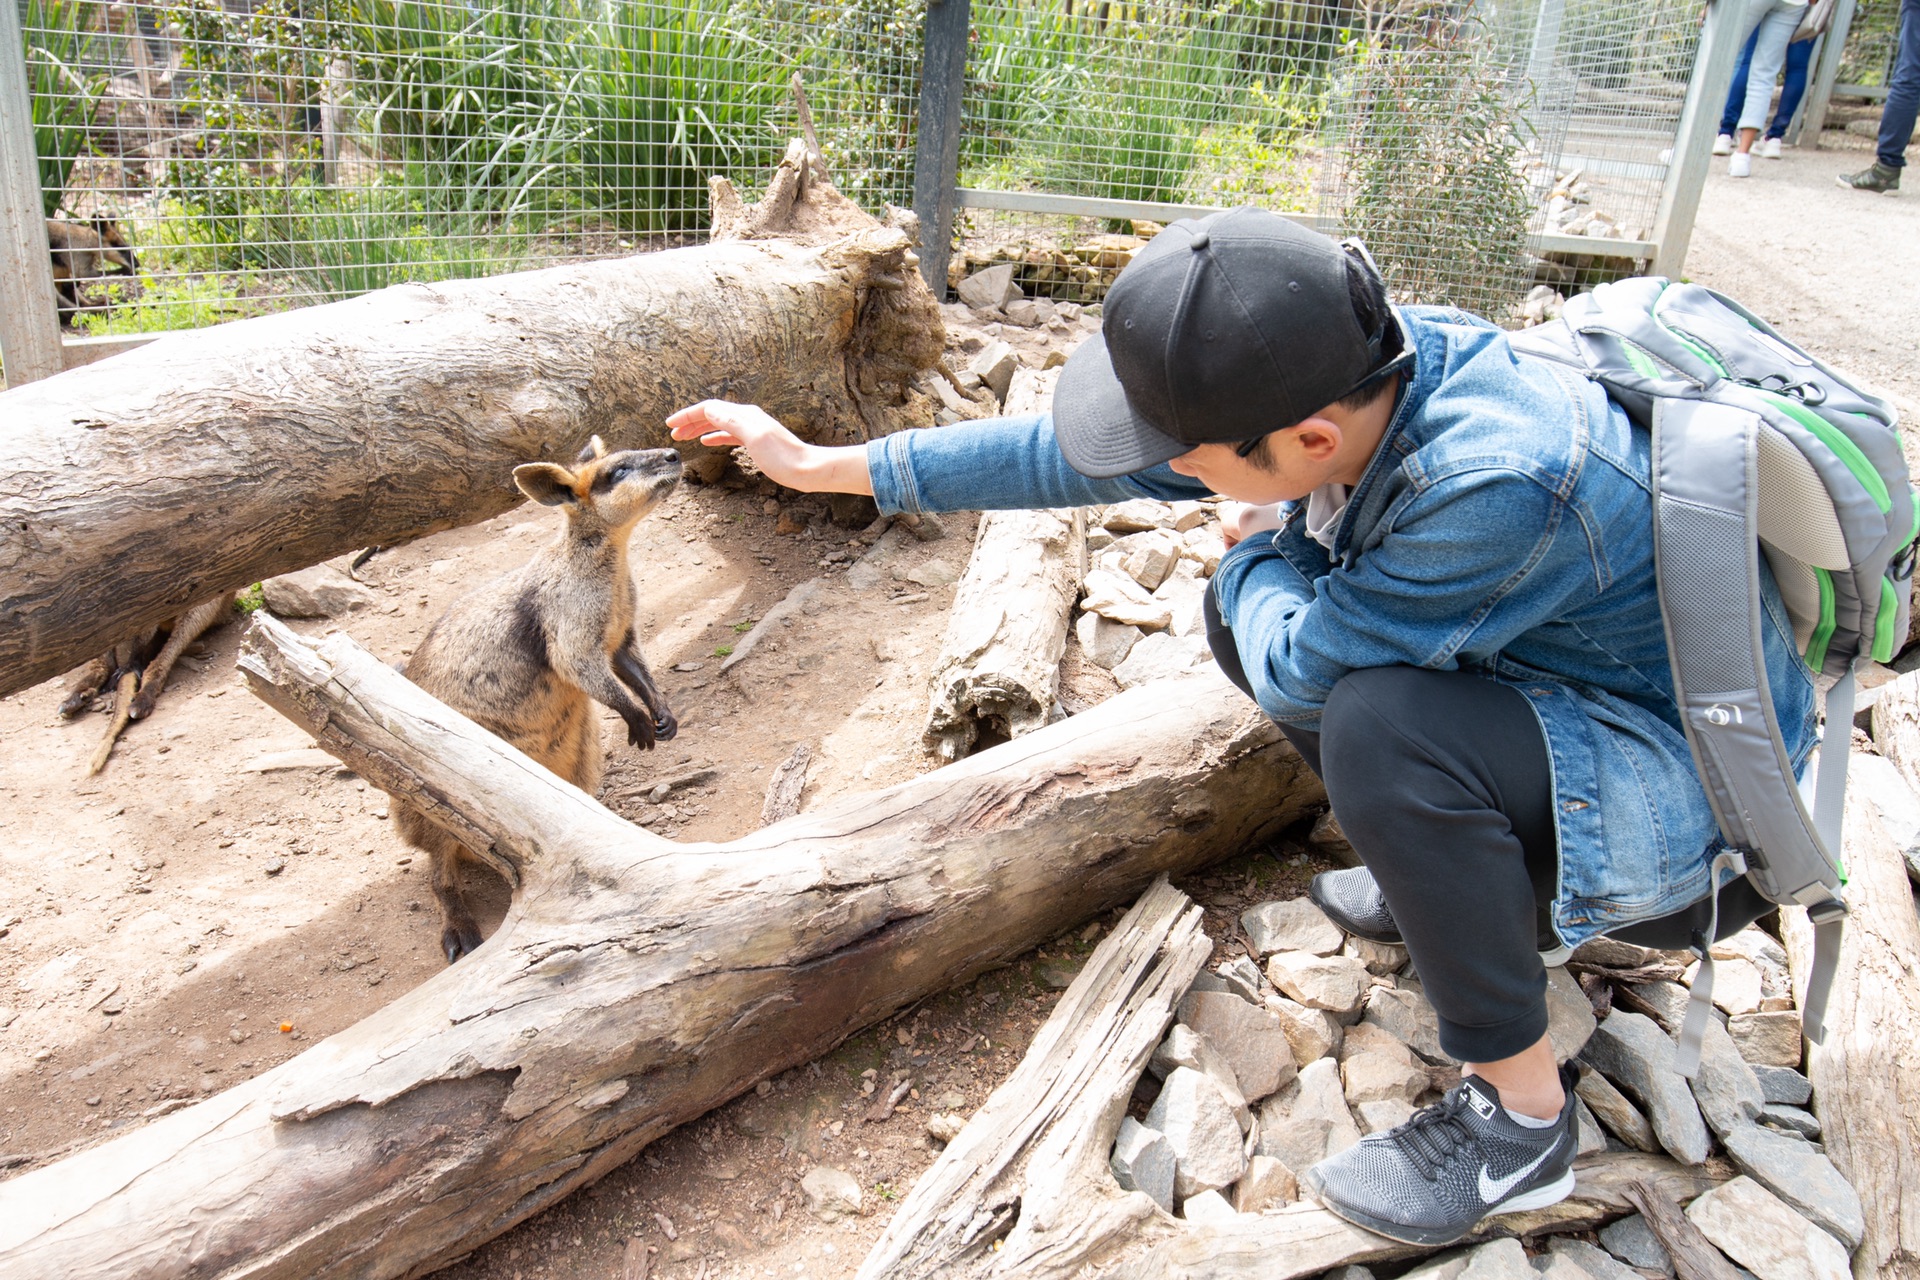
[0,141,942,699]
[857,876,1211,1280]
[923,366,1083,760]
[1103,1155,1723,1280]
[1781,746,1920,1280]
[0,614,1322,1280]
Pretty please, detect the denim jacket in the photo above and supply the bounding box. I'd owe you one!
[864,306,1818,947]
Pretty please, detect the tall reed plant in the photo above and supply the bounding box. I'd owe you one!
[23,0,105,217]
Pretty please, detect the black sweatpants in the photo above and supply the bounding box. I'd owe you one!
[1205,598,1771,1064]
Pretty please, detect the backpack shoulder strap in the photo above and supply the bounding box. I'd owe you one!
[1651,396,1848,1074]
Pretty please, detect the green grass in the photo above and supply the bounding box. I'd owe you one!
[71,273,260,336]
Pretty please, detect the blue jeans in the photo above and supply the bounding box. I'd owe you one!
[1719,25,1814,137]
[1738,0,1809,133]
[1880,0,1920,168]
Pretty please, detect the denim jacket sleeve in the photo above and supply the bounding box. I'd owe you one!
[1209,466,1600,728]
[864,414,1215,513]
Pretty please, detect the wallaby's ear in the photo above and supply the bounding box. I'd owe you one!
[514,462,578,506]
[574,435,607,465]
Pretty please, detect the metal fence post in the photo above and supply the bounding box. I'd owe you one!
[911,0,969,299]
[1799,0,1861,145]
[0,0,64,388]
[1650,0,1756,279]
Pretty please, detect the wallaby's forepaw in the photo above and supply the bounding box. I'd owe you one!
[622,710,658,751]
[653,709,678,742]
[57,688,95,719]
[442,922,485,964]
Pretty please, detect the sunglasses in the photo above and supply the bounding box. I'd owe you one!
[1234,238,1414,459]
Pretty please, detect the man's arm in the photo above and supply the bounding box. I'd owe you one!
[1210,467,1595,727]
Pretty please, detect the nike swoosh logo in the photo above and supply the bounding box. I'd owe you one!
[1478,1139,1560,1204]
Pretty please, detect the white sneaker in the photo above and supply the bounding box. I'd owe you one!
[1729,152,1752,178]
[1713,133,1736,155]
[1761,136,1783,159]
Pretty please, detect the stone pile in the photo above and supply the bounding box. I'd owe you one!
[1521,163,1644,246]
[946,228,1156,304]
[1107,894,1863,1280]
[1074,498,1224,690]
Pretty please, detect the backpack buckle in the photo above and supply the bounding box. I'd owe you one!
[1807,898,1849,925]
[1737,373,1828,406]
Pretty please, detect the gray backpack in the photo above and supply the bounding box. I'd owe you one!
[1509,277,1911,1074]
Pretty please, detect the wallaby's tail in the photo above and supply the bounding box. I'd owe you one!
[87,670,139,775]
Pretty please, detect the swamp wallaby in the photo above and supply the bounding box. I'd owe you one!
[46,217,137,324]
[60,592,236,774]
[396,438,682,962]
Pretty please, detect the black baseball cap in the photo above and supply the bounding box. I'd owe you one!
[1054,206,1392,478]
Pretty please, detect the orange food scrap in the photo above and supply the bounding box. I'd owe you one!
[279,1022,294,1033]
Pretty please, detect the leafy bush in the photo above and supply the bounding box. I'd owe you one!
[23,0,105,217]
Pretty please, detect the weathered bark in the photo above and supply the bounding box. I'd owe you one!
[1621,1178,1744,1280]
[0,147,942,699]
[0,614,1322,1280]
[1103,1157,1724,1280]
[1781,747,1920,1280]
[923,367,1082,759]
[858,877,1211,1280]
[1869,673,1920,883]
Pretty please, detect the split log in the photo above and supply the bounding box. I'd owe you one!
[1868,672,1920,883]
[1780,747,1920,1280]
[857,877,1211,1280]
[0,614,1323,1280]
[1103,1156,1723,1280]
[0,141,942,699]
[923,367,1083,760]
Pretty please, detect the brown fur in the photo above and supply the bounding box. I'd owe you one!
[394,438,683,962]
[46,217,138,324]
[59,592,236,773]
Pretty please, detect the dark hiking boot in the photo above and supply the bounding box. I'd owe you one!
[1836,162,1900,194]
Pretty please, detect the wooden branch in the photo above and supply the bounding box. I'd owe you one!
[1780,749,1920,1280]
[1622,1179,1743,1280]
[857,878,1211,1280]
[923,368,1082,761]
[0,616,1323,1280]
[1102,1155,1723,1280]
[0,164,941,698]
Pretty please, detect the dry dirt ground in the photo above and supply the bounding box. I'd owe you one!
[2,122,1913,1280]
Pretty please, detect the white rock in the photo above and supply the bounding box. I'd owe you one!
[1169,501,1210,532]
[1242,899,1344,957]
[1684,954,1765,1016]
[1343,935,1407,976]
[800,1166,864,1222]
[1112,632,1210,689]
[1362,979,1448,1061]
[1266,952,1372,1018]
[956,263,1019,312]
[1075,611,1142,670]
[1179,526,1226,574]
[1729,1010,1804,1067]
[1337,1020,1417,1064]
[927,1112,966,1143]
[1155,570,1209,639]
[1307,810,1357,863]
[968,340,1018,403]
[1002,298,1044,327]
[1110,1116,1176,1212]
[1687,1175,1850,1280]
[1080,569,1173,631]
[1115,529,1182,591]
[1148,1023,1253,1129]
[1180,1188,1238,1223]
[1232,1153,1297,1212]
[1545,967,1598,1062]
[261,565,375,618]
[1254,1058,1360,1171]
[1102,498,1176,532]
[1145,1067,1249,1199]
[1263,994,1341,1065]
[1545,1236,1644,1280]
[1179,989,1298,1104]
[1342,1049,1429,1106]
[1456,1238,1534,1280]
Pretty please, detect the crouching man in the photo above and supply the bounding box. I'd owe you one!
[668,207,1807,1245]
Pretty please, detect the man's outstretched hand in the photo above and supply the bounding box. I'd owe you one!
[667,400,874,496]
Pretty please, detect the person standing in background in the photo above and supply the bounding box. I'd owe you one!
[1837,0,1918,193]
[1713,25,1815,161]
[1726,0,1811,176]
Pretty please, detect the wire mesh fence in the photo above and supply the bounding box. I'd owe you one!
[16,0,1857,341]
[18,0,922,335]
[1837,0,1903,88]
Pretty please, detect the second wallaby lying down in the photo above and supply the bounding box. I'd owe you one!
[395,438,682,962]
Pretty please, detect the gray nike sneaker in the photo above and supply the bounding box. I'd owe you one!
[1300,1066,1579,1246]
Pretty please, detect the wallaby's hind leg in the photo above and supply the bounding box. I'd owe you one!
[129,593,232,720]
[60,655,114,718]
[430,846,485,963]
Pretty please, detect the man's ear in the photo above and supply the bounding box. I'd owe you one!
[1291,416,1344,462]
[514,462,578,506]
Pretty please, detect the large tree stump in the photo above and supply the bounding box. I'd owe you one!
[1781,743,1920,1280]
[923,367,1083,760]
[0,614,1322,1280]
[0,141,942,699]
